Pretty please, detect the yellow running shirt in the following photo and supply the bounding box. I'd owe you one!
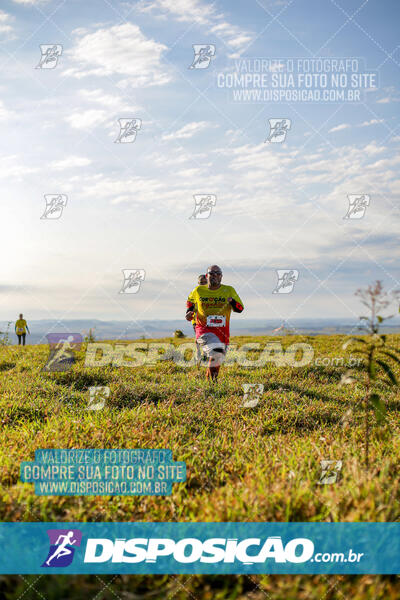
[191,284,206,327]
[187,284,244,344]
[15,319,27,334]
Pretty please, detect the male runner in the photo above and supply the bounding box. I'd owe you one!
[15,314,30,346]
[186,265,244,381]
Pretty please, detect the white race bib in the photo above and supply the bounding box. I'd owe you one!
[206,315,226,327]
[16,327,25,334]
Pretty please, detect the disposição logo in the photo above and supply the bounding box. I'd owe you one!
[42,529,82,567]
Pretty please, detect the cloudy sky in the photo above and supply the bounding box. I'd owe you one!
[0,0,399,327]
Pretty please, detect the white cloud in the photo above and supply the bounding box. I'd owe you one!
[328,123,350,133]
[147,147,198,167]
[137,0,253,55]
[64,23,171,87]
[209,21,252,51]
[65,109,108,129]
[62,90,141,132]
[376,86,400,104]
[363,142,385,156]
[0,155,38,179]
[137,0,217,25]
[0,10,14,37]
[161,121,210,141]
[12,0,47,4]
[6,131,399,322]
[360,119,384,127]
[365,155,400,170]
[67,138,399,225]
[79,89,139,112]
[50,156,92,170]
[174,167,203,177]
[377,96,400,104]
[209,140,398,219]
[0,99,14,120]
[83,174,165,205]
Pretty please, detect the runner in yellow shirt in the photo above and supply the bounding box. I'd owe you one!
[186,265,244,381]
[15,314,30,346]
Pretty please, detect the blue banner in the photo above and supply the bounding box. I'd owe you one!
[20,449,186,496]
[0,522,399,574]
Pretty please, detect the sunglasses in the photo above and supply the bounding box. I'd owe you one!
[207,271,222,276]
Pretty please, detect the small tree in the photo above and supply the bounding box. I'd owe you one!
[84,328,96,343]
[341,281,400,468]
[0,322,12,346]
[174,329,185,338]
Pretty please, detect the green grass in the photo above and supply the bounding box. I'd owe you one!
[1,334,400,599]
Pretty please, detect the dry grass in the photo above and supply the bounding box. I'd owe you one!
[1,334,399,598]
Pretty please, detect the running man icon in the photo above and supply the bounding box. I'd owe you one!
[42,529,82,568]
[43,333,82,372]
[46,531,77,566]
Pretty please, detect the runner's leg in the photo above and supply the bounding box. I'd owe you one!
[198,333,225,381]
[196,340,202,366]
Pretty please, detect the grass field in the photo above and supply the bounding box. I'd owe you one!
[1,333,400,599]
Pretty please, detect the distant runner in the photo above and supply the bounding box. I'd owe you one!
[15,314,30,346]
[193,274,207,365]
[186,265,244,381]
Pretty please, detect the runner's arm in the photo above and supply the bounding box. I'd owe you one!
[26,324,30,334]
[228,298,244,312]
[228,288,244,313]
[186,300,195,321]
[186,288,197,321]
